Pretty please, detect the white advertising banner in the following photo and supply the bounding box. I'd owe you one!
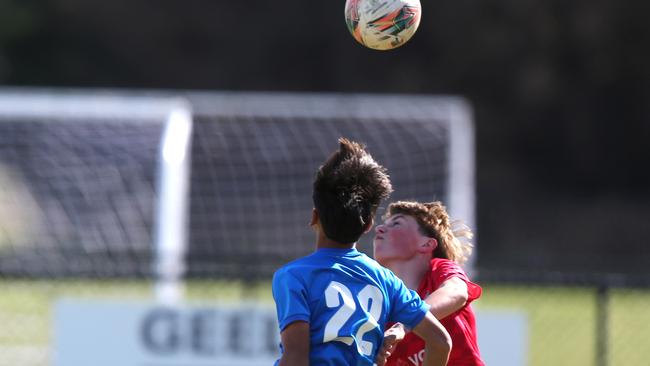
[54,300,280,366]
[54,300,527,366]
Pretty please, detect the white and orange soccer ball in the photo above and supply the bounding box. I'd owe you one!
[344,0,422,50]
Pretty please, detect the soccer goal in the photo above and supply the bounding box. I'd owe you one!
[0,89,474,366]
[0,89,475,280]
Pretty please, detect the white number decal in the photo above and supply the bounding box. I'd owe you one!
[324,281,355,345]
[356,285,383,355]
[323,281,384,356]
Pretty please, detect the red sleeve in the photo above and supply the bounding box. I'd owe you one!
[429,258,482,303]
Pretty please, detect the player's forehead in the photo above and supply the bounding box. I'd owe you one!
[384,213,416,224]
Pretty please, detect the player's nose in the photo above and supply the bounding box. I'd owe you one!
[375,224,386,234]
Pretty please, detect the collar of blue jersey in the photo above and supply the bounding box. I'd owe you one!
[316,247,360,256]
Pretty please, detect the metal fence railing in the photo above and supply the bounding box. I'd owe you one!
[476,271,650,366]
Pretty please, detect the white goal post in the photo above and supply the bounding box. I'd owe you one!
[0,89,193,303]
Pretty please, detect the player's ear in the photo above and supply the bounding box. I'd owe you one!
[429,238,438,252]
[362,217,374,234]
[310,208,319,227]
[418,238,437,254]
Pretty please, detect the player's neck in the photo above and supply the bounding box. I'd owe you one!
[385,256,430,289]
[316,231,356,250]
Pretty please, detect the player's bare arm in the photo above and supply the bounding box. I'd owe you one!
[376,278,467,365]
[425,277,469,320]
[277,321,310,366]
[411,312,451,366]
[375,323,407,366]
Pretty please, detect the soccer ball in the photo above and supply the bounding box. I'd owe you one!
[344,0,422,51]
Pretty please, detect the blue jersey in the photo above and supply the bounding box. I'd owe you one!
[272,247,429,366]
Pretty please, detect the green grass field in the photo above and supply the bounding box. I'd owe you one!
[1,280,649,366]
[477,285,650,366]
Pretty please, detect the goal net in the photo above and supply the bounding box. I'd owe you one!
[0,90,474,280]
[184,91,475,279]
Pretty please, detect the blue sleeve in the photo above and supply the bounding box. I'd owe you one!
[385,270,430,330]
[272,267,311,331]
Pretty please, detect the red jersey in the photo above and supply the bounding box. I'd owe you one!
[386,258,484,366]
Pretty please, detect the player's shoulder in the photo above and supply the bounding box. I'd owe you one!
[428,257,474,286]
[356,254,404,288]
[273,252,322,278]
[430,257,465,272]
[350,251,393,275]
[352,250,380,266]
[272,258,310,291]
[275,254,310,273]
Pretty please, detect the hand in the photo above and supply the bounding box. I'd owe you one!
[375,323,406,366]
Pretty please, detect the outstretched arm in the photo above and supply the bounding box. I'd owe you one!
[425,277,469,320]
[411,312,452,366]
[277,321,310,366]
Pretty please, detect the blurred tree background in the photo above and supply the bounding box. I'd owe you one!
[0,0,648,276]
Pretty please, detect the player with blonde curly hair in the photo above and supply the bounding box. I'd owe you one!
[373,200,484,366]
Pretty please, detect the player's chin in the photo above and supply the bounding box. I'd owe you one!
[372,239,382,252]
[373,249,389,265]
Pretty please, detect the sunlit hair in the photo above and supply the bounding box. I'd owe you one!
[385,201,473,264]
[313,138,393,244]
